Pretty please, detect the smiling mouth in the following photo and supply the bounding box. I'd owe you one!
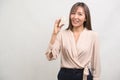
[72,19,80,24]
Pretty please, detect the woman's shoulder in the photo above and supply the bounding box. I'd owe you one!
[57,29,69,37]
[86,29,99,38]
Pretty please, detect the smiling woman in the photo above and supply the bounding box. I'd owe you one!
[1,0,120,80]
[45,2,100,80]
[70,6,86,29]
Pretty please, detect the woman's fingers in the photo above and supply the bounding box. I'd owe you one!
[54,19,59,27]
[55,19,61,27]
[59,24,64,28]
[53,18,64,34]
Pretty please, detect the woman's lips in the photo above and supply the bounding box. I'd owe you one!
[72,19,79,24]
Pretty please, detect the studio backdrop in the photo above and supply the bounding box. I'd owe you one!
[0,0,120,80]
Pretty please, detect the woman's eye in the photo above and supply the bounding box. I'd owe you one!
[78,13,82,16]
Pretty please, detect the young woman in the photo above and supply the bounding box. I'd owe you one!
[45,2,100,80]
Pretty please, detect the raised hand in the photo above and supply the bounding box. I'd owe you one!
[53,19,64,35]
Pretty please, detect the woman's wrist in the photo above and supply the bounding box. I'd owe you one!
[52,32,58,35]
[50,33,57,45]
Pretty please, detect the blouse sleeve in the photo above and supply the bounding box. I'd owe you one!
[91,32,101,80]
[45,32,62,61]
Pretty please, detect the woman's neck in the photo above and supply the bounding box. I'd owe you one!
[72,26,84,33]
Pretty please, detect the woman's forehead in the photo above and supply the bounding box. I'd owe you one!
[71,6,84,13]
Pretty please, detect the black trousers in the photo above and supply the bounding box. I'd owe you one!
[57,68,93,80]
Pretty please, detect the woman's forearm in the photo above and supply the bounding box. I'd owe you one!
[50,33,57,45]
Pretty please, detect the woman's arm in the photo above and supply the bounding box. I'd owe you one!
[45,19,64,61]
[91,32,101,80]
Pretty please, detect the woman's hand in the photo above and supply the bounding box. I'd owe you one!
[50,19,64,44]
[53,19,64,35]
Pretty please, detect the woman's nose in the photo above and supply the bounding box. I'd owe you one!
[74,14,78,18]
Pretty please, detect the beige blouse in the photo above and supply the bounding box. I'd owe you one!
[45,28,100,80]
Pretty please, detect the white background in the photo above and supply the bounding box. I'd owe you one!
[0,0,120,80]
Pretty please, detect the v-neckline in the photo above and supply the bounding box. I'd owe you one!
[70,28,86,45]
[68,28,86,58]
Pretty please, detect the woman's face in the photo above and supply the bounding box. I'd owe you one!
[70,6,86,28]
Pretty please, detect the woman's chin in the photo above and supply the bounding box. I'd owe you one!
[72,25,79,28]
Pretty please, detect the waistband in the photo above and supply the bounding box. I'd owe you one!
[61,67,84,72]
[60,67,89,80]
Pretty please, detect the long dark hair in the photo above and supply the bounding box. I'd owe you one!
[66,2,92,30]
